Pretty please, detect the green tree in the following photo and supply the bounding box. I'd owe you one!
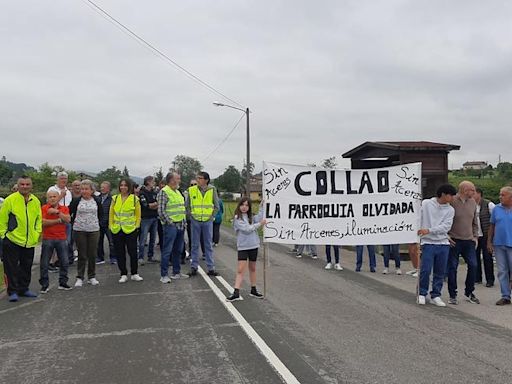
[240,162,255,194]
[95,166,122,190]
[27,163,59,192]
[214,165,242,192]
[496,162,512,180]
[122,166,130,178]
[171,155,203,188]
[321,156,337,169]
[0,162,13,186]
[154,167,164,186]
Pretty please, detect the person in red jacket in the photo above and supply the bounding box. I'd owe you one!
[40,190,72,293]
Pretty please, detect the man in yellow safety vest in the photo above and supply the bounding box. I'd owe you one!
[157,172,189,283]
[185,171,220,276]
[0,175,42,302]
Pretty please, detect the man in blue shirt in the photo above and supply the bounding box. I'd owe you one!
[487,186,512,306]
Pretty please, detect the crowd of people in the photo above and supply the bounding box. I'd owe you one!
[1,173,511,309]
[286,181,512,308]
[0,170,269,303]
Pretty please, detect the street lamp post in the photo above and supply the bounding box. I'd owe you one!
[213,102,251,197]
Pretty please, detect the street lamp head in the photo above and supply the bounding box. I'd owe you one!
[212,102,225,107]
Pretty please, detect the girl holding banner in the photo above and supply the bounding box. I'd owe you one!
[226,198,267,302]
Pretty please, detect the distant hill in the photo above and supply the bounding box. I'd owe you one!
[1,158,35,175]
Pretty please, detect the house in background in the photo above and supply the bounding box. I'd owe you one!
[462,161,488,170]
[342,141,460,198]
[249,173,263,201]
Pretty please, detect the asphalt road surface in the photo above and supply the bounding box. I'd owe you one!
[1,227,511,384]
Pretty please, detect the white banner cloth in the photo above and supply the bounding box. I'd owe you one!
[262,162,422,245]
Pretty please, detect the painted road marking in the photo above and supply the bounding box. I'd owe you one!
[198,266,301,384]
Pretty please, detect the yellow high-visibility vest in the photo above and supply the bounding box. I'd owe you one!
[0,192,42,248]
[188,185,214,222]
[162,186,185,222]
[110,194,139,234]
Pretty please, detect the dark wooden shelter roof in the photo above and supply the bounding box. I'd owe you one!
[342,141,460,158]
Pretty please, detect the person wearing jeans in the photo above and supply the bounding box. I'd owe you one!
[161,223,185,280]
[186,171,220,276]
[417,184,457,307]
[447,181,480,305]
[157,172,188,282]
[47,171,73,266]
[39,190,72,292]
[382,244,401,274]
[325,245,343,270]
[487,186,512,306]
[97,181,116,264]
[355,245,376,272]
[475,188,495,287]
[138,176,159,264]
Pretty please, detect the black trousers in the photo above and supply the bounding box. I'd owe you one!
[113,231,138,276]
[212,223,221,244]
[476,235,495,284]
[97,225,116,261]
[2,237,35,295]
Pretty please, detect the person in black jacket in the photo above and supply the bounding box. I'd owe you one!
[69,180,103,287]
[96,181,116,264]
[138,176,159,264]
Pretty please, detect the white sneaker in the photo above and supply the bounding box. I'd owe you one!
[417,295,426,305]
[406,269,417,275]
[88,278,100,286]
[412,271,418,278]
[396,269,402,275]
[311,255,318,259]
[382,268,389,274]
[170,273,189,279]
[73,250,78,257]
[334,263,344,271]
[430,297,446,307]
[74,278,83,288]
[325,262,333,270]
[131,274,143,282]
[119,275,128,283]
[160,276,171,284]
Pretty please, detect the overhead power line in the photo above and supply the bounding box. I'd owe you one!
[81,0,245,108]
[202,112,245,162]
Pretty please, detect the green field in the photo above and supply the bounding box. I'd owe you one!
[222,201,262,227]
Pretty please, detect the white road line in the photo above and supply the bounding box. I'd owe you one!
[198,266,300,384]
[0,299,45,315]
[215,275,244,300]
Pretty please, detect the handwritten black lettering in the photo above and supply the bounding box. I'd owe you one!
[396,166,420,185]
[265,177,291,199]
[264,167,289,184]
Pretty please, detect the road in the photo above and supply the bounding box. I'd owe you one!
[1,227,511,384]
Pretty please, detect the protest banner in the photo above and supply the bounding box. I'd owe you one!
[262,162,422,245]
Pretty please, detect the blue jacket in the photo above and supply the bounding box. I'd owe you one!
[214,199,224,224]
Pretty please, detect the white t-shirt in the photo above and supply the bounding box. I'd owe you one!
[48,185,72,206]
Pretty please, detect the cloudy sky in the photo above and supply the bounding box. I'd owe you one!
[1,0,511,178]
